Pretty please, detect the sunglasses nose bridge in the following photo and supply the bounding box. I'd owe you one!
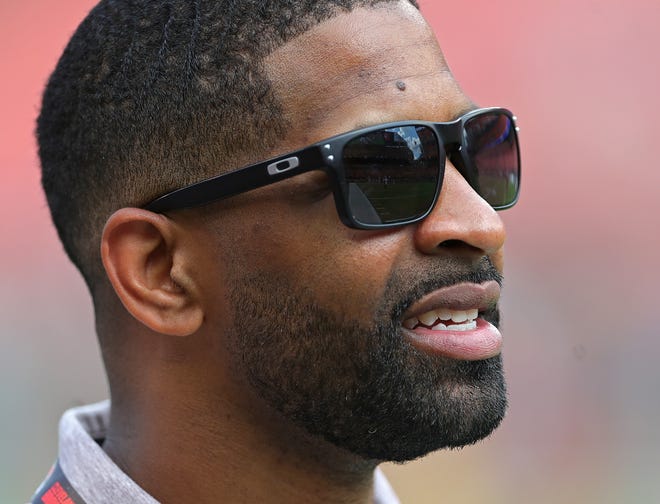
[440,139,463,171]
[443,141,461,156]
[434,127,463,178]
[435,120,464,146]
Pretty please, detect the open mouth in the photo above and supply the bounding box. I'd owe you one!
[399,281,503,361]
[403,307,480,332]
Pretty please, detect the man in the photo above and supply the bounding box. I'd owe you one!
[32,0,520,502]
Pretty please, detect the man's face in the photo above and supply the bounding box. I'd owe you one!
[195,1,508,461]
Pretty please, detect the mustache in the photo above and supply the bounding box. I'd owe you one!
[383,256,503,321]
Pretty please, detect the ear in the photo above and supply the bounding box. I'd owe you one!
[101,208,204,337]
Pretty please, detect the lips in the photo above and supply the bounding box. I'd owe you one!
[401,280,502,361]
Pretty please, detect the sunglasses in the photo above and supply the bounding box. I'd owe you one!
[144,107,520,228]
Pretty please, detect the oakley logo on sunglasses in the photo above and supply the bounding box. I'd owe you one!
[144,107,520,229]
[267,157,300,176]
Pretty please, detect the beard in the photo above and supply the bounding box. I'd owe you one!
[226,256,507,462]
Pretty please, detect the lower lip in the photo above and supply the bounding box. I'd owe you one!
[403,318,502,361]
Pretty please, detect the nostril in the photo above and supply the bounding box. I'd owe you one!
[437,240,483,254]
[438,239,465,249]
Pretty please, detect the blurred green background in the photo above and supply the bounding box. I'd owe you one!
[2,0,660,502]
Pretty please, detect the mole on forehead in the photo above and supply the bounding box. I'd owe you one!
[262,4,456,138]
[265,29,441,114]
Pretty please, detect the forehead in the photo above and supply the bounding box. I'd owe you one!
[264,2,472,148]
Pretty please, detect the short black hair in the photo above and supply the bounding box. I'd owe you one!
[38,0,419,287]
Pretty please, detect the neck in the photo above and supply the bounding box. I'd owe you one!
[102,358,378,504]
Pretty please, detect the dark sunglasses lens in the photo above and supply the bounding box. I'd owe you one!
[342,126,440,225]
[465,112,520,208]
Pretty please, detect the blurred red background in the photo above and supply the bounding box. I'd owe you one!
[2,0,660,501]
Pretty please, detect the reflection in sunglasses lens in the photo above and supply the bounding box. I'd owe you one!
[466,113,519,208]
[343,126,440,225]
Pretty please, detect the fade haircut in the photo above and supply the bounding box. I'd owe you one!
[37,0,419,289]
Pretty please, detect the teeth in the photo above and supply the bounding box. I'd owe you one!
[434,320,477,331]
[403,307,480,331]
[451,310,468,323]
[418,311,438,326]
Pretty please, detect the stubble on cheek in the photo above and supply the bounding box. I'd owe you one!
[233,214,407,324]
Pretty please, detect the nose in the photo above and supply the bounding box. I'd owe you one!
[413,163,506,263]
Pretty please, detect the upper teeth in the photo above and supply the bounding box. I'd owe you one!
[403,308,479,330]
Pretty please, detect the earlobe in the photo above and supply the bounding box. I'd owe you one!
[101,208,204,336]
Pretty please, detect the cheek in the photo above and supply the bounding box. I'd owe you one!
[317,232,405,316]
[234,202,407,319]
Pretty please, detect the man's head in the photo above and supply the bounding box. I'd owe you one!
[39,0,515,465]
[38,0,420,288]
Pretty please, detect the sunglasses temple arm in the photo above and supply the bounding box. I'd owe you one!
[145,147,326,212]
